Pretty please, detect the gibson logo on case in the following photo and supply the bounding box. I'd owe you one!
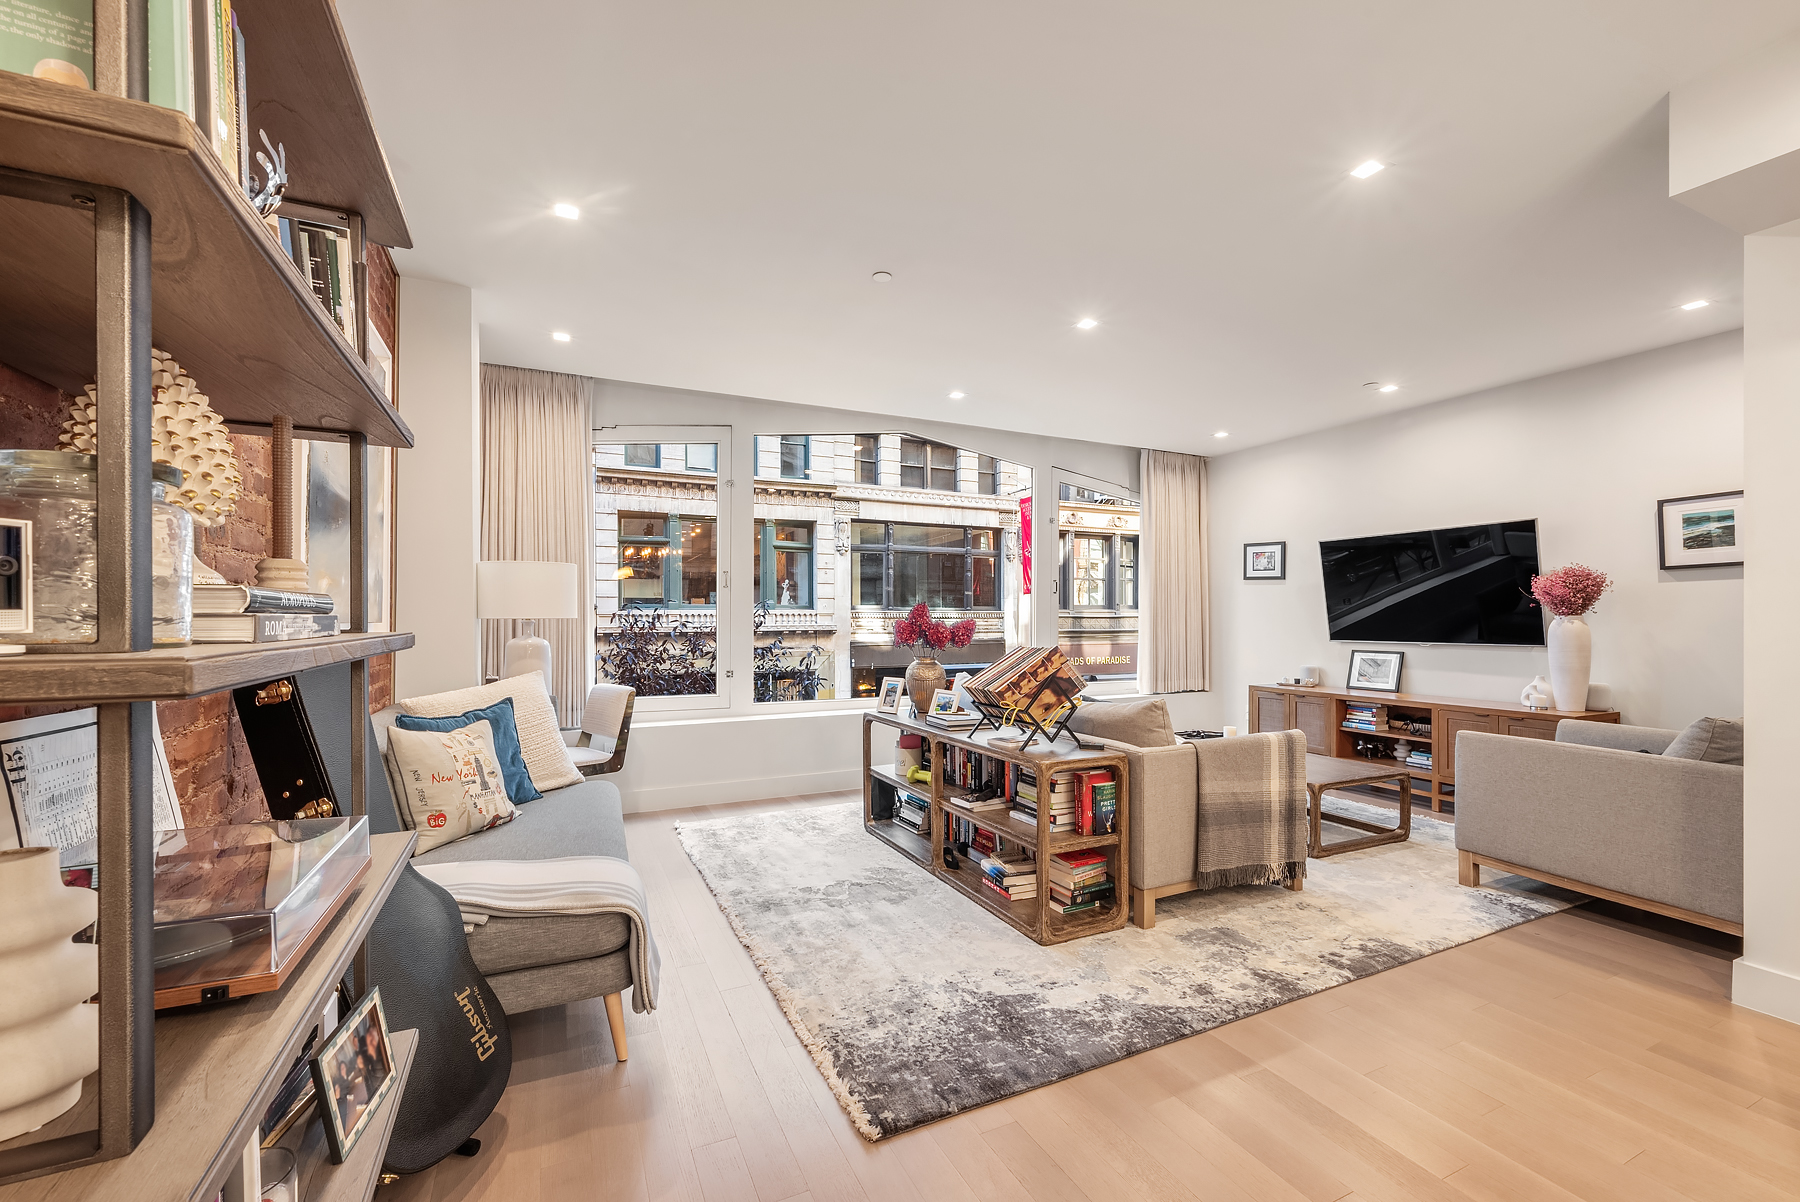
[455,986,500,1061]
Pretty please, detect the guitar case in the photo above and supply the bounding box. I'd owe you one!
[290,665,513,1174]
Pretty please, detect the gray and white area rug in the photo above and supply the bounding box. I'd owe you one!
[676,799,1571,1140]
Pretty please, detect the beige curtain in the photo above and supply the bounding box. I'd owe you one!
[481,364,595,727]
[1139,449,1210,693]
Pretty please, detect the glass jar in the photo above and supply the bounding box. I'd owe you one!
[0,450,193,646]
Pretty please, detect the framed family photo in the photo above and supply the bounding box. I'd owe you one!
[1346,649,1404,692]
[876,677,906,714]
[1243,541,1286,580]
[310,987,398,1164]
[1658,491,1742,570]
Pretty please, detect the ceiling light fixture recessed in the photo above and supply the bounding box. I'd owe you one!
[1680,299,1710,310]
[1213,431,1230,439]
[1350,160,1386,179]
[948,391,965,399]
[552,331,571,342]
[871,271,892,282]
[1075,317,1099,330]
[1378,383,1399,393]
[553,203,580,220]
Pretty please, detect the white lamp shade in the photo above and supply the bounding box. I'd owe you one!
[477,561,579,620]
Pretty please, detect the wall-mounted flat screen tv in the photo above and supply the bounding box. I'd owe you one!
[1319,520,1544,646]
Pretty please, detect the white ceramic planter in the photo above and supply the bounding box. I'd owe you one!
[0,847,99,1143]
[1547,615,1592,712]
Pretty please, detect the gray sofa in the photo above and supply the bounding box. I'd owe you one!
[372,706,638,1059]
[1454,720,1743,933]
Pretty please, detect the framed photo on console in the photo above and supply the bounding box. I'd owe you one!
[876,678,906,714]
[311,986,397,1164]
[1243,541,1286,580]
[1346,649,1404,692]
[1657,490,1742,570]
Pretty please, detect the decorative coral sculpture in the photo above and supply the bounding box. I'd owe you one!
[59,348,243,527]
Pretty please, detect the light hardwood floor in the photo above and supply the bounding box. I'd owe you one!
[378,791,1800,1202]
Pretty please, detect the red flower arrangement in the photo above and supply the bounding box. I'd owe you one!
[1530,563,1611,617]
[893,602,976,652]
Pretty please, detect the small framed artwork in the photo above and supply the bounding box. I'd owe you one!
[876,678,906,714]
[1658,491,1742,570]
[929,688,962,717]
[310,987,398,1164]
[1346,649,1404,692]
[1243,541,1286,580]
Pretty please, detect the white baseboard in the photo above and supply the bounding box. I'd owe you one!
[1732,958,1800,1025]
[621,766,863,813]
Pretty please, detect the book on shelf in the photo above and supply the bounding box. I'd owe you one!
[1049,879,1115,906]
[191,612,339,644]
[1074,768,1115,835]
[192,584,335,616]
[982,875,1036,903]
[272,217,358,340]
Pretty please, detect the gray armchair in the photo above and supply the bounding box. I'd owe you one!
[1454,721,1742,933]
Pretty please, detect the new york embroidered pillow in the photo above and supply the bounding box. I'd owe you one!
[386,720,519,855]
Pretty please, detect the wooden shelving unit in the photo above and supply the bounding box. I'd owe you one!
[862,711,1130,945]
[1249,683,1621,811]
[0,1,415,1187]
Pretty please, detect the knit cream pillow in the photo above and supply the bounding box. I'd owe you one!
[397,673,582,792]
[385,720,518,854]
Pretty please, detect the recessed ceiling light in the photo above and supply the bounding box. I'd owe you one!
[948,391,965,399]
[1680,299,1710,310]
[1213,431,1230,439]
[1350,160,1386,179]
[552,331,571,342]
[1075,317,1099,330]
[872,271,892,282]
[1378,383,1399,393]
[553,203,580,220]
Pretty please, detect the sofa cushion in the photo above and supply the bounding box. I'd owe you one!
[385,721,518,855]
[395,697,543,803]
[465,912,631,976]
[411,777,628,866]
[1662,717,1744,766]
[399,672,582,792]
[1067,696,1177,748]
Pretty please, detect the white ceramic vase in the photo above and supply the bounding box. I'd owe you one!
[1547,615,1591,712]
[0,847,99,1143]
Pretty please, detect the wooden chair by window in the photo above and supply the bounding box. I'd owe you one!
[569,684,636,776]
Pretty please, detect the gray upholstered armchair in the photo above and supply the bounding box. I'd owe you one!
[1454,720,1743,933]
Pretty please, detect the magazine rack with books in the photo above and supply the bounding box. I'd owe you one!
[959,645,1088,748]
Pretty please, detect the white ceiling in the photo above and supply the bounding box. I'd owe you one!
[338,1,1793,455]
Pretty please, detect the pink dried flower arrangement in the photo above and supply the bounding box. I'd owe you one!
[1530,563,1611,617]
[893,602,975,651]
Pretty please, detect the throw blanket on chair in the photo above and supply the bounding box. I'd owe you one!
[414,855,662,1012]
[1194,729,1307,889]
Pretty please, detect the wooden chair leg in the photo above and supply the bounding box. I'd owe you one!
[1458,849,1480,887]
[604,991,629,1062]
[1131,887,1155,929]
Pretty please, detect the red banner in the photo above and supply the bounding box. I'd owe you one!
[1020,495,1033,594]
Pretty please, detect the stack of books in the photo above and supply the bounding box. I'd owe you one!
[976,853,1037,904]
[893,790,931,835]
[1404,747,1433,771]
[1074,767,1119,836]
[191,584,338,644]
[1010,767,1076,830]
[1343,703,1389,733]
[1047,849,1113,914]
[925,695,981,731]
[963,646,1087,731]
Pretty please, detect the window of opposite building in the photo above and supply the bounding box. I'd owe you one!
[619,512,718,606]
[851,522,1000,609]
[779,435,810,480]
[755,520,814,607]
[686,443,718,472]
[899,438,958,491]
[855,435,879,484]
[1058,531,1139,610]
[623,443,660,468]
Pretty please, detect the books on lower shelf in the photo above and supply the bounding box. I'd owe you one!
[1047,849,1111,915]
[1404,750,1433,770]
[192,612,339,644]
[1342,703,1389,732]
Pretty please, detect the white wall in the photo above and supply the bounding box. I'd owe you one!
[1192,332,1744,734]
[1669,28,1800,233]
[394,277,482,698]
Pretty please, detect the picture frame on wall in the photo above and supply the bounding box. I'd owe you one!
[1657,490,1743,571]
[1346,649,1404,692]
[1243,541,1286,580]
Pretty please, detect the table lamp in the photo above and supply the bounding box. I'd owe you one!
[477,561,578,694]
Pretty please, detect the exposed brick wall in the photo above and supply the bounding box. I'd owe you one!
[3,241,402,826]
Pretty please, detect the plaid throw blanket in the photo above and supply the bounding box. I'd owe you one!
[414,855,661,1013]
[1194,730,1308,889]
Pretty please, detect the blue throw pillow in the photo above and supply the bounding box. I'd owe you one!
[394,697,543,803]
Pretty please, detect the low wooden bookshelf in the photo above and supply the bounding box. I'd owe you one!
[1248,683,1620,812]
[862,711,1130,946]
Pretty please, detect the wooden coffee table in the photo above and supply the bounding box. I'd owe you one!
[1305,754,1412,857]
